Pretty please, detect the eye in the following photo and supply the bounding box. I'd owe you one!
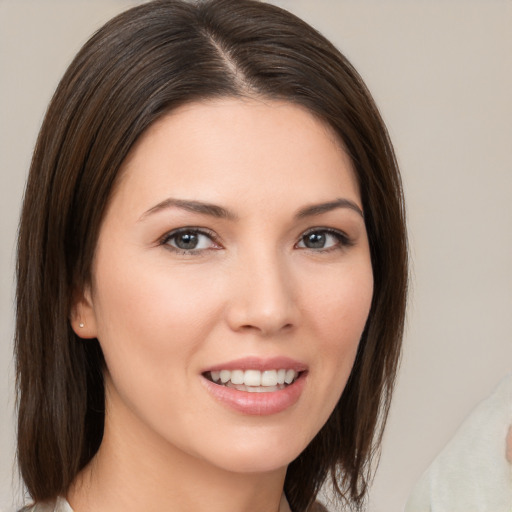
[161,228,219,253]
[296,229,350,251]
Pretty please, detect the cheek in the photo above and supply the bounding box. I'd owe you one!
[304,262,373,397]
[89,257,229,441]
[283,261,373,447]
[90,255,223,380]
[308,263,373,346]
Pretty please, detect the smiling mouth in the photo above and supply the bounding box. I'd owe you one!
[204,369,301,393]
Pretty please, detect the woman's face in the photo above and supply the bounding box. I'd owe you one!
[77,98,373,474]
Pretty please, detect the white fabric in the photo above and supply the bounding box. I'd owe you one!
[29,496,73,512]
[29,493,292,512]
[405,373,512,512]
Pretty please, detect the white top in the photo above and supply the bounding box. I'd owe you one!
[29,494,293,512]
[29,497,73,512]
[405,373,512,512]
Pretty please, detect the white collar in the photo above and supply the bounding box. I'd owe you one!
[44,494,292,512]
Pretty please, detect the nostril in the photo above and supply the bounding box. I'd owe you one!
[238,321,294,336]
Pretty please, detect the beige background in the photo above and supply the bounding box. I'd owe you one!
[1,1,511,511]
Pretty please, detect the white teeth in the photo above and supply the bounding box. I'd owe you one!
[261,370,278,387]
[226,383,280,393]
[244,369,261,387]
[284,369,296,384]
[230,370,244,385]
[208,369,299,389]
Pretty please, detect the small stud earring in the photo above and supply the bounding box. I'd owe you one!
[79,322,85,328]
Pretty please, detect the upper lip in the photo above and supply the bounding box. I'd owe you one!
[202,356,308,373]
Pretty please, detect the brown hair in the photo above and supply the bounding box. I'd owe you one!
[15,1,407,510]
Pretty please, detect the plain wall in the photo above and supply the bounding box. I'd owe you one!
[1,1,511,511]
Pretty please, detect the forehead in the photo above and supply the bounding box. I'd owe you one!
[110,97,360,217]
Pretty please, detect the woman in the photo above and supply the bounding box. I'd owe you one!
[15,1,407,511]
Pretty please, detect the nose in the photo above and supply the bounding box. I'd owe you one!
[225,250,298,337]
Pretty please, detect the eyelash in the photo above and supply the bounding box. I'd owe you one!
[159,228,221,255]
[296,227,353,253]
[159,227,353,255]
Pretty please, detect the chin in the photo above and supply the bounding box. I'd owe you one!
[209,451,296,475]
[192,427,313,475]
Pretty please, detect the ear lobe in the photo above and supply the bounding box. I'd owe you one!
[70,286,98,339]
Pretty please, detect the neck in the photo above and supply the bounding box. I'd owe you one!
[68,387,287,512]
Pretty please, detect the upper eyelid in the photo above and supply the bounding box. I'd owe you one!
[300,226,347,235]
[161,226,217,238]
[299,226,350,240]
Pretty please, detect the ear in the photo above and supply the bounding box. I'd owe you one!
[70,285,98,339]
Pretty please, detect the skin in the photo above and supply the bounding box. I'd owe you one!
[70,98,374,512]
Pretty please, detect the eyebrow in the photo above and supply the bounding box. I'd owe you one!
[139,198,238,221]
[139,197,363,222]
[296,198,364,219]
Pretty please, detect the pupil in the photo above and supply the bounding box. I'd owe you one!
[305,232,325,248]
[176,232,198,249]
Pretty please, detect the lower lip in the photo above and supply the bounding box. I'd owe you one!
[201,374,306,416]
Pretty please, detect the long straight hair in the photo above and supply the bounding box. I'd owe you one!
[16,1,407,510]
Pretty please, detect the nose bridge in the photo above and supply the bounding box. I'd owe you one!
[227,243,296,335]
